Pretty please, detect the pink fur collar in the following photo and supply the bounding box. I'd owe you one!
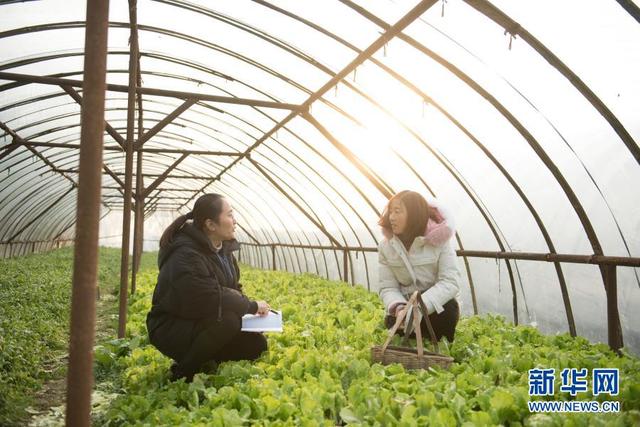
[381,206,454,247]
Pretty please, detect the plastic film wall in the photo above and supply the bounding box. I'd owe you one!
[1,0,639,353]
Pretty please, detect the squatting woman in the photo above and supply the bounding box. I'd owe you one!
[376,190,460,342]
[146,193,269,381]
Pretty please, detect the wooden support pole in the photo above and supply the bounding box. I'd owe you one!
[271,244,276,271]
[65,1,109,425]
[603,265,624,353]
[343,249,349,283]
[117,0,139,339]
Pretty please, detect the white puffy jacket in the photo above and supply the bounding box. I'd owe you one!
[375,202,460,315]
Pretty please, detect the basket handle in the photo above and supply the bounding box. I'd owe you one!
[380,292,417,353]
[412,297,424,358]
[416,292,440,354]
[401,292,435,358]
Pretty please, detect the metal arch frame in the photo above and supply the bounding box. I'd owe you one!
[0,0,632,352]
[249,158,338,246]
[281,1,583,329]
[136,99,197,147]
[336,0,640,294]
[462,0,639,164]
[0,174,68,240]
[19,187,77,243]
[302,113,393,199]
[3,145,121,192]
[246,155,371,283]
[179,0,441,213]
[0,158,62,202]
[181,92,381,282]
[2,83,382,231]
[616,0,640,23]
[142,0,530,323]
[3,2,640,176]
[0,122,77,186]
[4,185,73,242]
[193,120,383,251]
[252,0,633,330]
[213,168,305,273]
[173,86,386,238]
[8,114,240,178]
[0,137,78,214]
[212,168,314,274]
[61,85,127,148]
[249,0,630,273]
[0,10,620,298]
[0,154,53,191]
[0,41,344,118]
[310,110,503,314]
[2,86,358,199]
[335,1,627,344]
[250,134,377,285]
[247,140,374,274]
[247,155,362,270]
[214,163,336,277]
[103,76,389,251]
[1,89,284,151]
[310,0,600,333]
[2,72,384,254]
[202,149,342,274]
[6,103,336,260]
[2,185,70,243]
[339,2,632,330]
[0,173,55,223]
[233,159,339,275]
[314,101,525,322]
[3,120,130,192]
[149,0,484,292]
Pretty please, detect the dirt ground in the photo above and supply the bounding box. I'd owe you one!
[26,292,118,426]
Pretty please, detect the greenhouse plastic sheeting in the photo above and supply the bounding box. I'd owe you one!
[1,0,639,352]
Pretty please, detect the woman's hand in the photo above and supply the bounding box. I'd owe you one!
[394,303,406,317]
[256,300,270,316]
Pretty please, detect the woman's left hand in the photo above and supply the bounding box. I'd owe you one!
[255,300,270,316]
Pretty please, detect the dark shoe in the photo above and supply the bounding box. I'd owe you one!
[200,360,218,374]
[169,362,193,383]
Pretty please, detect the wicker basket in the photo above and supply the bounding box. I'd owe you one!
[371,291,453,370]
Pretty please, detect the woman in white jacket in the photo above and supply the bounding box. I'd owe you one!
[376,190,460,342]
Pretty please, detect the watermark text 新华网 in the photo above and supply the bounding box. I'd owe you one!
[527,368,620,413]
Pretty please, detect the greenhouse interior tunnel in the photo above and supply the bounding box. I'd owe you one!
[1,0,639,425]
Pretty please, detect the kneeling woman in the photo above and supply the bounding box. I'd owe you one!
[147,194,270,381]
[376,190,460,342]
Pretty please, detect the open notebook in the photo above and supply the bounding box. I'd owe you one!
[241,310,283,332]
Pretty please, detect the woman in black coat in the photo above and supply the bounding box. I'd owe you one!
[146,193,270,382]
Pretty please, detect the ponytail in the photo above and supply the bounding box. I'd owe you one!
[159,194,224,249]
[159,214,189,249]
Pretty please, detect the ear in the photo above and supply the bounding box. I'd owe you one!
[204,218,216,231]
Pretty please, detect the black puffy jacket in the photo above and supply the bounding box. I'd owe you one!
[146,223,257,335]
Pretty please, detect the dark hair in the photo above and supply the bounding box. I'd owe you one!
[378,190,430,248]
[159,193,225,248]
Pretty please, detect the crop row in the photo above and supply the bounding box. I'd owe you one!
[94,264,640,426]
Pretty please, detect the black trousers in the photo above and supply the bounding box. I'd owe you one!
[149,310,267,377]
[384,298,460,342]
